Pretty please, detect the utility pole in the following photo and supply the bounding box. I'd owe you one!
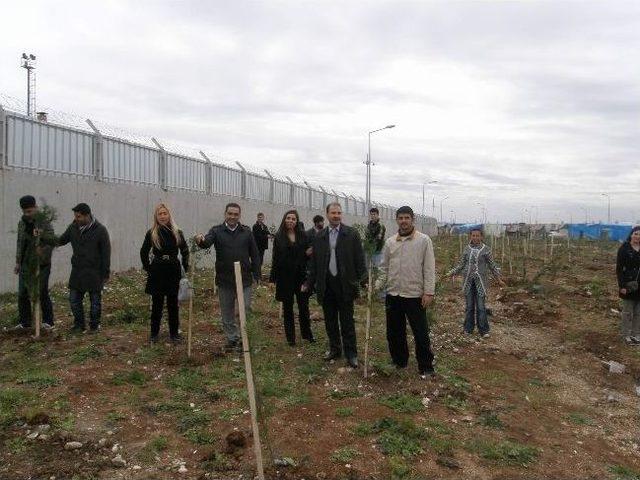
[20,53,37,117]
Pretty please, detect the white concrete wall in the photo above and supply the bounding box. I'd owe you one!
[1,169,437,293]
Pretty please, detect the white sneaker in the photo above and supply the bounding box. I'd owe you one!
[625,336,635,345]
[11,324,26,331]
[42,323,55,331]
[630,336,640,345]
[482,333,490,339]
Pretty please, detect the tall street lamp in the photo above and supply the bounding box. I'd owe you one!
[366,124,395,212]
[422,180,438,217]
[601,193,611,223]
[439,196,449,224]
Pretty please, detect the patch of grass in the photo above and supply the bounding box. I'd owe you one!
[388,456,412,479]
[336,406,354,417]
[106,410,127,425]
[442,394,468,412]
[353,421,374,437]
[52,414,75,431]
[478,369,510,386]
[218,407,244,421]
[112,370,148,386]
[144,401,191,415]
[0,388,24,426]
[331,446,359,463]
[71,344,103,363]
[166,367,209,393]
[329,389,362,400]
[378,393,423,413]
[4,436,28,454]
[609,464,640,480]
[370,360,398,377]
[478,411,505,429]
[296,360,326,383]
[372,417,427,458]
[183,427,217,445]
[284,389,310,406]
[424,419,452,435]
[201,451,234,472]
[177,410,211,433]
[567,412,594,426]
[223,387,248,403]
[428,436,457,456]
[148,436,169,452]
[137,345,164,363]
[16,366,58,388]
[467,439,540,466]
[110,304,146,325]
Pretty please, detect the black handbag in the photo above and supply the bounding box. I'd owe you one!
[625,268,640,293]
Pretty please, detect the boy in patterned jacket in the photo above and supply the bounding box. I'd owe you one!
[445,228,505,337]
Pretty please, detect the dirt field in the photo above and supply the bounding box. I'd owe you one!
[1,235,639,480]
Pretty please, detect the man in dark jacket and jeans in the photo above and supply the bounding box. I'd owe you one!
[303,202,367,368]
[195,203,261,352]
[14,195,55,330]
[252,212,270,269]
[55,203,111,333]
[366,207,386,267]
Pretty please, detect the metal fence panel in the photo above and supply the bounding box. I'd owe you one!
[167,153,206,192]
[273,180,290,204]
[311,189,324,210]
[211,164,242,197]
[246,172,271,201]
[294,185,308,207]
[103,138,159,185]
[7,114,94,176]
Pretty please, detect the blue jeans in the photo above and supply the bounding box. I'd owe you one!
[69,289,102,329]
[464,280,489,334]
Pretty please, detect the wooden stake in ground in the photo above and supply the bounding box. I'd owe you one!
[363,258,374,379]
[459,234,463,254]
[501,234,505,264]
[33,236,41,339]
[187,266,195,358]
[233,262,265,480]
[550,235,555,260]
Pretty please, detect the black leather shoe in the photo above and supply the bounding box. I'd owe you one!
[347,357,359,369]
[323,351,341,361]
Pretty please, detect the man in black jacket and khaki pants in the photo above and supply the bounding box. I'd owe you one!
[304,202,367,368]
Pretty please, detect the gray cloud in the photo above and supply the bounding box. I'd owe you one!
[1,1,640,223]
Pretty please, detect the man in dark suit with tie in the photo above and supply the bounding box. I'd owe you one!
[303,203,367,368]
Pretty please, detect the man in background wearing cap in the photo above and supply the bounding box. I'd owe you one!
[55,203,111,333]
[13,195,55,331]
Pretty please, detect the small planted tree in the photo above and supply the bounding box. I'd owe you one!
[23,203,58,338]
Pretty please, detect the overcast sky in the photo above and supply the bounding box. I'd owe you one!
[2,1,639,223]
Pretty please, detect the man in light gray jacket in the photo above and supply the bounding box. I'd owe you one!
[376,206,436,378]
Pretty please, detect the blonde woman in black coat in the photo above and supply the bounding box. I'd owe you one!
[140,203,189,344]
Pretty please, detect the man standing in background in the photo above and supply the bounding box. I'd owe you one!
[252,212,270,269]
[366,207,386,267]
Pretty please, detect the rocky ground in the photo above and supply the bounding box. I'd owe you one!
[1,236,639,480]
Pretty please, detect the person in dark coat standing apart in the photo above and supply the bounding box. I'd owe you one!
[269,210,314,345]
[616,226,640,345]
[195,203,261,352]
[252,212,270,269]
[303,202,367,368]
[13,195,55,331]
[140,203,189,344]
[376,206,436,379]
[55,203,111,333]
